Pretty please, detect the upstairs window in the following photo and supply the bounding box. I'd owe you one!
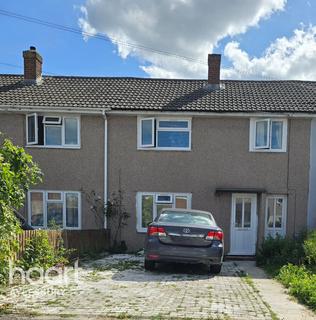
[138,117,191,150]
[26,114,80,148]
[250,118,287,152]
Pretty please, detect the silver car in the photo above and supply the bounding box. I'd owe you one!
[144,208,224,274]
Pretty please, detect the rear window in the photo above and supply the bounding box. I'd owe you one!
[158,210,215,226]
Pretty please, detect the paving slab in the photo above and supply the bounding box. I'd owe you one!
[0,255,315,319]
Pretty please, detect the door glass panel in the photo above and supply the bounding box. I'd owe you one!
[175,196,188,209]
[267,198,275,228]
[275,198,283,228]
[235,198,243,228]
[30,192,43,227]
[244,199,252,228]
[141,195,153,228]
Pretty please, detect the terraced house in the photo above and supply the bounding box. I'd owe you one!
[1,47,316,254]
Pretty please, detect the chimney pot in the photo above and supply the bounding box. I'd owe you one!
[207,54,221,89]
[23,46,43,84]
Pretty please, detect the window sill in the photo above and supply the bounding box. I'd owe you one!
[26,145,81,150]
[137,229,147,233]
[137,147,191,152]
[249,148,286,153]
[30,226,81,230]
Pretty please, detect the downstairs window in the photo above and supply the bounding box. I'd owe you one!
[265,195,287,238]
[136,192,192,232]
[28,190,81,229]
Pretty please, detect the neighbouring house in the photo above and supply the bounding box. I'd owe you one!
[1,46,316,255]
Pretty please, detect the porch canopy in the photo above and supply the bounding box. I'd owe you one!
[215,188,266,195]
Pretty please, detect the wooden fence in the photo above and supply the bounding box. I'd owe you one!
[16,229,110,260]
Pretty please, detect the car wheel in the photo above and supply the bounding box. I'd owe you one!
[209,264,222,274]
[144,259,155,271]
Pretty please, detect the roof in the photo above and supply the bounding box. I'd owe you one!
[1,74,316,113]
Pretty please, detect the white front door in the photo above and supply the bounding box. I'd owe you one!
[230,193,258,255]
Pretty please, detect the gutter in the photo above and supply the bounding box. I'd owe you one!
[1,104,316,118]
[106,110,316,119]
[0,105,110,115]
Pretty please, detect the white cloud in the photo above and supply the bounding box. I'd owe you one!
[78,0,285,78]
[223,26,316,80]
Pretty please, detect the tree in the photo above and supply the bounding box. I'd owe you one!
[0,136,42,284]
[106,189,130,252]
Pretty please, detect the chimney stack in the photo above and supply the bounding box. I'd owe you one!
[207,54,221,89]
[23,46,43,84]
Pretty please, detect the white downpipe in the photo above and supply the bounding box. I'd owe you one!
[103,112,108,229]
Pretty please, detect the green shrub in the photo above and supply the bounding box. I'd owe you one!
[256,234,305,269]
[304,230,316,267]
[18,231,69,271]
[278,264,316,310]
[0,137,42,285]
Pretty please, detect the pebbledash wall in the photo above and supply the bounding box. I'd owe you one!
[0,112,105,230]
[0,111,312,253]
[107,115,310,252]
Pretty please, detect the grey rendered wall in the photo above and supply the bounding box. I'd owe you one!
[308,119,316,230]
[0,112,104,229]
[108,115,311,252]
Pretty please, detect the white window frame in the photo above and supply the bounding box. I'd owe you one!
[26,113,38,145]
[136,192,192,232]
[140,118,155,148]
[27,191,45,228]
[265,195,287,238]
[249,118,287,152]
[43,116,62,125]
[44,124,63,147]
[254,119,270,149]
[28,190,81,230]
[26,114,81,149]
[155,194,173,203]
[137,116,192,151]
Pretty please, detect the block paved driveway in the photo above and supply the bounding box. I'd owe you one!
[0,254,301,319]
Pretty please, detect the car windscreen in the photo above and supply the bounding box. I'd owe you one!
[158,210,215,226]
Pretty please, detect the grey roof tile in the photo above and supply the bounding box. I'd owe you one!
[0,74,316,113]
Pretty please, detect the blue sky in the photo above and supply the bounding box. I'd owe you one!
[0,0,315,79]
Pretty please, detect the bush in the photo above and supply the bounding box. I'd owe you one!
[256,234,305,269]
[18,231,69,271]
[278,264,316,310]
[0,137,42,285]
[304,230,316,267]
